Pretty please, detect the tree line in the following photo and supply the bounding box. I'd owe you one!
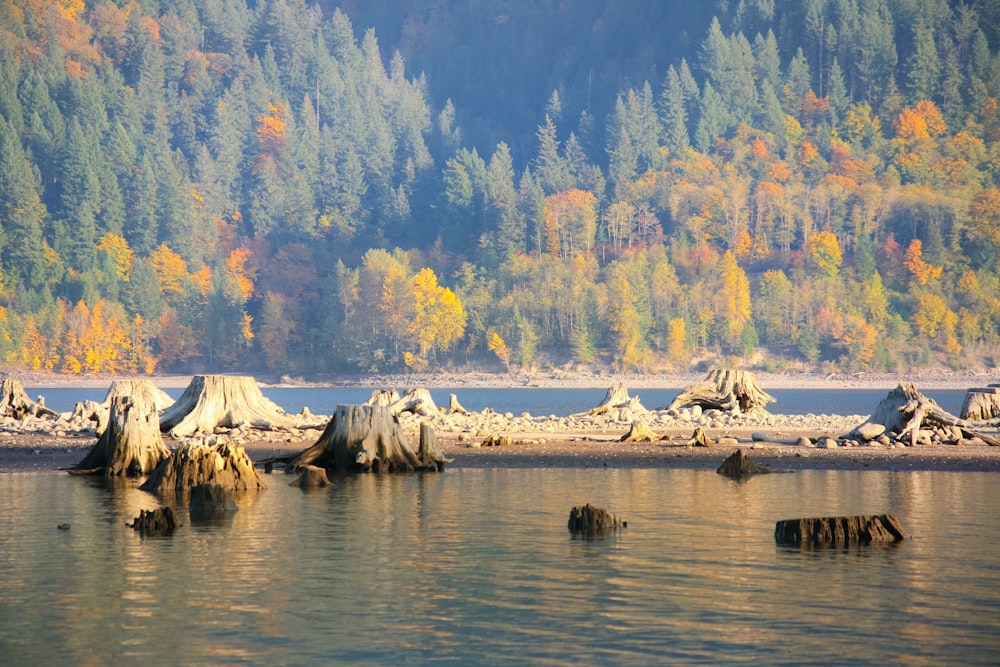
[0,0,999,376]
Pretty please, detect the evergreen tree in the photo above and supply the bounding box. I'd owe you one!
[660,65,691,154]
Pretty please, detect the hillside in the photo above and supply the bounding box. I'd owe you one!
[0,0,998,377]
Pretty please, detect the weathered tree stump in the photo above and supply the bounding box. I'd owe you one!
[364,389,400,407]
[668,369,775,415]
[865,383,1000,446]
[716,449,771,479]
[620,420,661,442]
[72,379,175,437]
[448,393,470,415]
[960,385,1000,421]
[70,395,171,477]
[583,382,647,416]
[418,422,452,471]
[390,387,440,416]
[71,399,109,433]
[139,439,265,498]
[290,465,332,488]
[774,514,907,547]
[568,503,624,536]
[688,427,714,447]
[159,375,294,437]
[0,378,57,419]
[282,405,445,473]
[128,507,182,536]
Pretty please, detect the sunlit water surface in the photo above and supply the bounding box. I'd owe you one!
[1,469,998,665]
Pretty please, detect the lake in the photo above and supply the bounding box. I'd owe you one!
[26,385,969,419]
[1,469,998,665]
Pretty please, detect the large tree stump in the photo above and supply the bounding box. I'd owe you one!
[139,439,265,498]
[70,395,170,477]
[960,385,1000,421]
[864,383,1000,446]
[568,503,625,536]
[0,378,57,419]
[583,382,647,416]
[668,369,775,415]
[774,515,907,547]
[364,389,400,407]
[72,379,175,437]
[283,405,444,473]
[389,387,440,417]
[159,375,294,437]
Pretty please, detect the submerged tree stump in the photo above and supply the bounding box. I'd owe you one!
[668,369,775,415]
[128,507,182,536]
[960,385,1000,421]
[717,449,771,479]
[0,378,57,419]
[774,514,907,547]
[568,503,625,536]
[70,395,170,477]
[139,439,265,498]
[284,405,446,473]
[865,383,1000,446]
[290,465,332,489]
[159,375,294,437]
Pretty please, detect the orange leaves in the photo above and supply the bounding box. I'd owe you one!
[487,331,512,371]
[59,299,135,374]
[149,244,189,298]
[543,189,598,258]
[224,247,255,302]
[903,239,942,285]
[805,231,842,278]
[257,102,289,155]
[894,100,947,143]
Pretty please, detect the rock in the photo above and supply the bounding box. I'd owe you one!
[818,436,838,448]
[716,449,771,479]
[717,436,740,447]
[855,422,886,441]
[568,503,624,537]
[774,514,908,547]
[795,436,813,447]
[751,432,770,442]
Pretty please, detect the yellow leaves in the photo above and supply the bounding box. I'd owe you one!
[543,189,598,258]
[409,268,467,358]
[805,231,842,278]
[257,102,289,155]
[912,292,959,353]
[149,243,189,298]
[487,331,512,370]
[224,247,255,302]
[241,313,254,341]
[97,233,133,282]
[667,317,688,364]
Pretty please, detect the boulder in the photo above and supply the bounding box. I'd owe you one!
[854,422,887,441]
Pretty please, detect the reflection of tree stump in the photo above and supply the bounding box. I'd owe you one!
[0,378,57,419]
[70,395,170,476]
[139,440,265,498]
[866,383,1000,446]
[960,385,1000,421]
[159,375,293,437]
[284,405,446,473]
[668,369,775,415]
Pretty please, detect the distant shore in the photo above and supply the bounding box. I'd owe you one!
[6,368,997,391]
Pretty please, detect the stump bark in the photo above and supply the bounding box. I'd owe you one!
[716,449,771,479]
[865,383,1000,446]
[668,369,775,415]
[284,405,445,473]
[774,514,907,547]
[960,385,1000,421]
[568,503,624,536]
[70,395,170,477]
[139,439,265,498]
[159,375,294,437]
[0,378,57,419]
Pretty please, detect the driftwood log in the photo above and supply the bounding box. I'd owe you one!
[281,405,449,473]
[960,384,1000,421]
[774,514,907,547]
[70,395,170,476]
[716,449,771,479]
[668,369,775,415]
[159,375,294,437]
[0,378,57,419]
[139,439,265,498]
[862,383,1000,446]
[568,503,625,536]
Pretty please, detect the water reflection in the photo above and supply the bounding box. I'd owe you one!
[0,470,998,664]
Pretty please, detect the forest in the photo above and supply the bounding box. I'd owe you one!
[1,0,999,376]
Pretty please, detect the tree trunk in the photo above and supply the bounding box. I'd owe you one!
[139,439,265,498]
[418,421,452,471]
[866,383,1000,446]
[667,369,775,415]
[0,378,57,419]
[70,395,170,476]
[960,385,1000,421]
[284,405,444,473]
[159,375,294,437]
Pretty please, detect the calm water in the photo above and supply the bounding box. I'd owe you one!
[27,386,968,418]
[1,469,998,665]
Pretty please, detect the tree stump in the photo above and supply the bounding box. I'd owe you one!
[584,382,646,416]
[668,369,775,415]
[284,405,445,473]
[290,465,332,489]
[448,393,470,415]
[139,439,265,498]
[620,420,661,442]
[418,422,452,471]
[70,395,170,477]
[716,449,771,479]
[128,507,182,536]
[0,378,57,419]
[865,383,1000,446]
[774,515,907,547]
[687,427,714,447]
[960,385,1000,421]
[159,375,294,437]
[389,387,440,416]
[365,389,400,407]
[568,503,624,536]
[105,379,175,412]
